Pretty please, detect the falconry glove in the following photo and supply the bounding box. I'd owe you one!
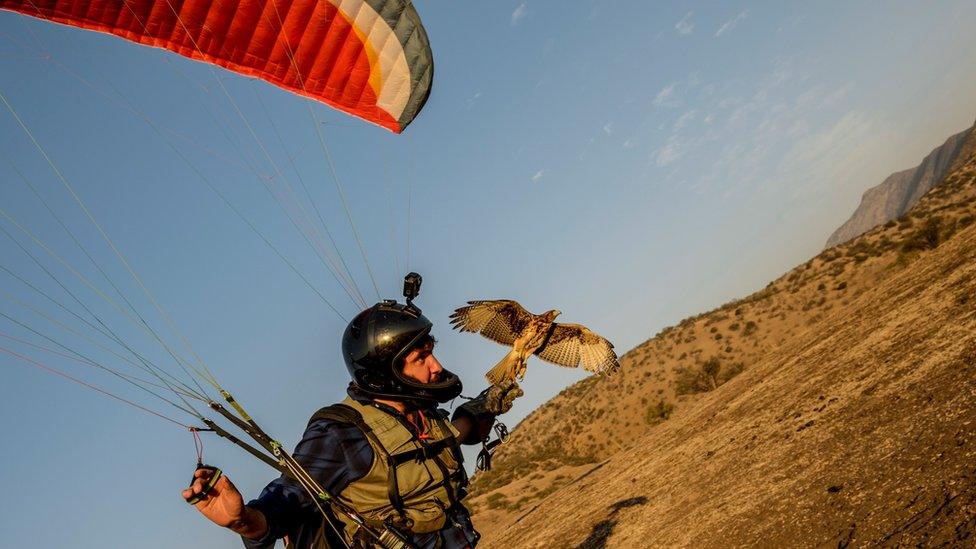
[452,381,523,444]
[471,380,524,415]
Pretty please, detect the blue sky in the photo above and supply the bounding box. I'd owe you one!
[2,1,976,546]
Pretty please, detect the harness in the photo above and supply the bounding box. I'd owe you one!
[310,398,469,545]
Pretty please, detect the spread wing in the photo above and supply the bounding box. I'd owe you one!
[449,300,533,346]
[536,323,619,374]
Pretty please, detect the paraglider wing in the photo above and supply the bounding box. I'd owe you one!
[0,0,433,132]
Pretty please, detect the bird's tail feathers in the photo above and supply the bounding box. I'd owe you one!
[486,350,518,385]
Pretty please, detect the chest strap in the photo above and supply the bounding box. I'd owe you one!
[309,403,463,515]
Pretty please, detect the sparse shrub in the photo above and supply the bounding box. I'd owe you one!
[702,356,720,381]
[675,357,744,395]
[644,400,675,425]
[960,340,976,368]
[898,216,914,229]
[941,219,959,242]
[674,365,710,394]
[486,492,510,510]
[884,220,897,229]
[817,282,826,291]
[743,321,758,336]
[846,241,878,258]
[901,216,945,252]
[729,322,740,331]
[722,361,745,381]
[835,281,847,291]
[895,250,919,268]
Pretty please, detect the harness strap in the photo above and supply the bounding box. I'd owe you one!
[309,403,409,531]
[426,416,462,508]
[387,454,407,515]
[310,402,465,520]
[311,403,409,516]
[388,438,454,465]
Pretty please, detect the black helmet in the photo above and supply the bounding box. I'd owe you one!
[342,299,462,405]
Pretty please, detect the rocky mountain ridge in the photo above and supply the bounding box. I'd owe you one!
[825,120,975,248]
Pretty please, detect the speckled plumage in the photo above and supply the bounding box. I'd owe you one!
[450,300,619,384]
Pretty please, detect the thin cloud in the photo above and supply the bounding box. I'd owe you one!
[821,83,852,108]
[511,3,527,26]
[781,111,876,169]
[715,10,748,37]
[531,169,545,182]
[603,123,614,135]
[674,109,699,130]
[653,83,679,107]
[655,137,687,167]
[675,11,694,35]
[465,91,482,110]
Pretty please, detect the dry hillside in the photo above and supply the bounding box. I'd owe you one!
[467,129,976,547]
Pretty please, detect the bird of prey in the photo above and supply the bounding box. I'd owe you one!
[449,300,619,385]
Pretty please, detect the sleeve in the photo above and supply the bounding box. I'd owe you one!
[241,417,374,548]
[451,402,496,445]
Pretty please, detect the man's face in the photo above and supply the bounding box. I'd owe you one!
[401,343,443,384]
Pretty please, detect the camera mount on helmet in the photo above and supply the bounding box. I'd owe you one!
[403,271,422,312]
[341,273,462,406]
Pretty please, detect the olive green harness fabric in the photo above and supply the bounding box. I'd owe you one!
[312,397,467,545]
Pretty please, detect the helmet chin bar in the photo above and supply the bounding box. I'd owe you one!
[394,368,463,402]
[355,368,463,406]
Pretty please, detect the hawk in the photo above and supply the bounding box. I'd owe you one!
[449,300,620,385]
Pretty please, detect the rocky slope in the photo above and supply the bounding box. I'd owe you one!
[825,121,975,248]
[468,128,976,547]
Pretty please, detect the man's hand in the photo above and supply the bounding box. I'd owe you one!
[452,381,523,444]
[182,468,268,540]
[483,380,523,415]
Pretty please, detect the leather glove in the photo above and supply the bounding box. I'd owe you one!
[485,380,524,415]
[452,381,523,443]
[465,380,523,416]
